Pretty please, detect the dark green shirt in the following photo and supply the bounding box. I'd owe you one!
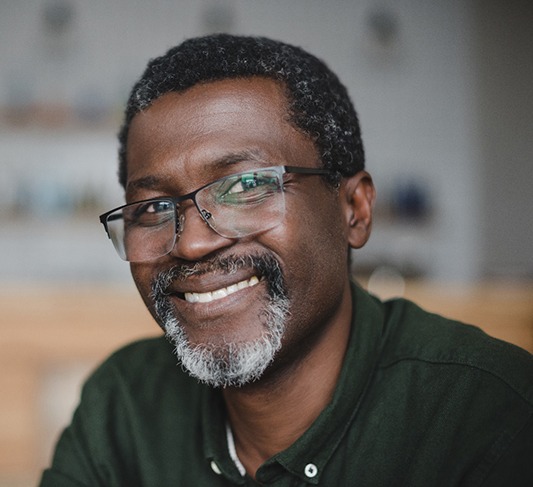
[40,284,533,486]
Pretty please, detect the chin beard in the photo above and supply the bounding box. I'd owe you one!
[150,254,290,388]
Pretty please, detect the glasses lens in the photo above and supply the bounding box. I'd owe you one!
[196,168,285,238]
[105,199,177,262]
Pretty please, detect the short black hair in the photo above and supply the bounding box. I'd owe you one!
[117,34,365,188]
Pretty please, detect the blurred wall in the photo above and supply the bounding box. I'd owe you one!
[0,0,531,283]
[474,0,533,279]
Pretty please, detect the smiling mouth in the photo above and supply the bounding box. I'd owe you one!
[184,276,260,303]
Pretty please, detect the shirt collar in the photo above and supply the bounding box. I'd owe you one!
[203,282,385,484]
[202,389,247,484]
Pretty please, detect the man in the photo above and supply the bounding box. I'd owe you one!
[41,34,532,486]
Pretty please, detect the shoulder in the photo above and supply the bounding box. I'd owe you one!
[357,292,533,483]
[100,335,175,368]
[44,339,213,484]
[82,336,200,404]
[91,335,175,376]
[72,336,207,445]
[379,296,533,406]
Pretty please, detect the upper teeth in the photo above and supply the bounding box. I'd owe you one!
[184,276,259,303]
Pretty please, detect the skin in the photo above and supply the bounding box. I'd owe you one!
[126,77,375,477]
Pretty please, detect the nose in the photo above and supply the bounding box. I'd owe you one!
[169,204,234,261]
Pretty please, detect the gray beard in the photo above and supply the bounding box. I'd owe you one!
[151,254,290,388]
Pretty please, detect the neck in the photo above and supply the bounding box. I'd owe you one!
[222,284,353,479]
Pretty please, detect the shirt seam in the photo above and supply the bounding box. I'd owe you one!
[378,356,533,407]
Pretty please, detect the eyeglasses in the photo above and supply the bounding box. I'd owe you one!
[99,165,331,262]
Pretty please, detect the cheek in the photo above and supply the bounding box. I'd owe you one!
[277,196,349,296]
[266,198,349,348]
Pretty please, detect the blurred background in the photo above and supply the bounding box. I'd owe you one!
[1,0,532,485]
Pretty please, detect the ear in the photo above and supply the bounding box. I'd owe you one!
[341,171,376,249]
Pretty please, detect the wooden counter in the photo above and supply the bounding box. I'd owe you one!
[1,281,531,486]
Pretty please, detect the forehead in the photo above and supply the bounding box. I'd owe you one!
[125,77,319,194]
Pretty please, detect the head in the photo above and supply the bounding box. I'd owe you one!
[112,35,375,388]
[118,33,365,188]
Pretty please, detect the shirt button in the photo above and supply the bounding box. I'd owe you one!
[304,463,318,478]
[210,460,222,475]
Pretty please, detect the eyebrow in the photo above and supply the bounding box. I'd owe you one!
[126,148,270,194]
[126,175,161,193]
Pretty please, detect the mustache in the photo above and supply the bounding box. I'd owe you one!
[151,253,286,300]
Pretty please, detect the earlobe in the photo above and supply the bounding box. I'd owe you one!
[342,171,376,249]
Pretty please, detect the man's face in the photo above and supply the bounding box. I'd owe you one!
[126,77,353,387]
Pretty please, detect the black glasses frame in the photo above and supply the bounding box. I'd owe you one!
[99,165,332,240]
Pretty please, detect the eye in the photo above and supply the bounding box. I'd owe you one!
[227,174,262,194]
[143,200,174,214]
[216,171,280,205]
[125,200,175,227]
